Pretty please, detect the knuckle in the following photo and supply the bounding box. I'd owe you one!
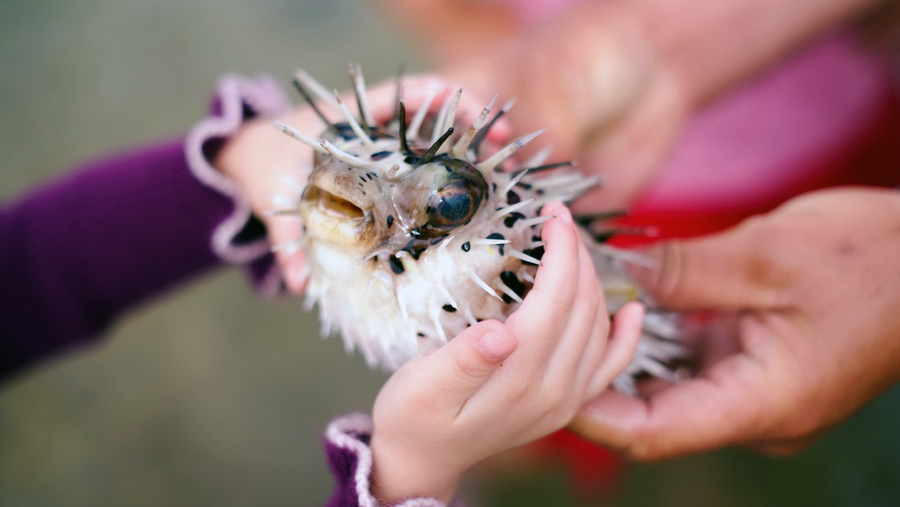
[648,242,686,305]
[505,382,531,404]
[540,372,573,400]
[452,348,491,381]
[579,280,603,314]
[739,217,795,274]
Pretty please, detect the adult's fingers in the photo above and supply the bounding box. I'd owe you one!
[627,218,790,312]
[339,74,510,142]
[570,352,770,460]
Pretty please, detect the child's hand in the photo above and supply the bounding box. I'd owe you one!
[370,202,645,503]
[216,74,500,293]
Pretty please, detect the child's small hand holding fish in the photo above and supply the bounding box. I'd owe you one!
[215,73,500,293]
[369,202,645,503]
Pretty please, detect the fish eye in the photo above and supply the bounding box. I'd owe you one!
[431,183,478,226]
[419,160,487,237]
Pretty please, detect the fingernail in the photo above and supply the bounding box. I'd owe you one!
[477,331,516,361]
[544,202,572,225]
[557,205,573,225]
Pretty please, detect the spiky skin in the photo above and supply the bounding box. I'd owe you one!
[279,67,685,393]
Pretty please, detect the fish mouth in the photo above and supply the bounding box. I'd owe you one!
[299,172,375,247]
[303,185,366,221]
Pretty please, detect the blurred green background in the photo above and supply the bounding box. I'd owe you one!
[2,0,900,505]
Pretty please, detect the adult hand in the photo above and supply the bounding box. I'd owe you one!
[370,202,645,503]
[570,187,900,459]
[380,0,885,213]
[443,2,689,212]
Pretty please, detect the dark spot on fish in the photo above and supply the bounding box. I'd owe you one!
[523,246,545,262]
[366,172,376,180]
[358,182,364,187]
[461,241,471,252]
[387,215,394,228]
[401,239,427,259]
[504,212,526,228]
[333,123,357,140]
[416,332,425,338]
[516,182,533,190]
[487,232,505,255]
[410,227,422,238]
[491,182,497,194]
[389,255,405,275]
[442,304,457,312]
[506,190,521,204]
[371,151,391,160]
[500,271,527,304]
[359,175,367,183]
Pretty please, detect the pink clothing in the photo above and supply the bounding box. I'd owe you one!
[505,0,899,230]
[636,34,900,225]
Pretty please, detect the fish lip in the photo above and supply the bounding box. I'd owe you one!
[299,169,376,246]
[306,168,375,211]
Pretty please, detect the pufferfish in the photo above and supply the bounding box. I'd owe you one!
[273,65,685,394]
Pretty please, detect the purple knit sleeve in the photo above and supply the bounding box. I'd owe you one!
[0,74,290,381]
[0,141,230,379]
[324,414,452,507]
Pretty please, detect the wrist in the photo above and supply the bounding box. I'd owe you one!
[370,434,462,504]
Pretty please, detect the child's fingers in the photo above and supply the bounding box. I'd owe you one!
[365,75,510,141]
[506,202,580,353]
[586,301,645,397]
[427,320,519,412]
[280,250,309,293]
[573,303,614,395]
[548,222,606,377]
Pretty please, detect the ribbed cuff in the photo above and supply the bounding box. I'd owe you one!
[325,413,453,507]
[185,73,292,296]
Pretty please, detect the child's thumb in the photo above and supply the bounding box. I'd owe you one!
[434,321,518,401]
